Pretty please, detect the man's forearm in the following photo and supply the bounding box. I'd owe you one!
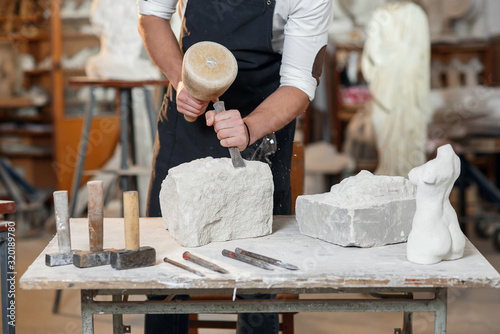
[138,14,183,88]
[243,86,310,145]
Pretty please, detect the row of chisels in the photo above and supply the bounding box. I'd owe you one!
[163,249,299,277]
[45,180,156,270]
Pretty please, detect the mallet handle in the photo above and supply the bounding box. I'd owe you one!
[123,191,140,251]
[87,180,104,252]
[53,191,71,254]
[184,115,197,122]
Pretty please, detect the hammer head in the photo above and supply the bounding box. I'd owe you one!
[45,250,80,267]
[73,250,111,268]
[110,246,156,270]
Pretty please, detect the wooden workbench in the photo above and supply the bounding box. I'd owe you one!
[20,216,500,334]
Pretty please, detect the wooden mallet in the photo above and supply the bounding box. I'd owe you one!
[110,191,156,270]
[73,180,111,268]
[182,41,238,122]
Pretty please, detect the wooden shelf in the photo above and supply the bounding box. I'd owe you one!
[0,150,53,159]
[24,69,51,76]
[0,15,45,23]
[0,97,36,109]
[63,33,98,40]
[0,128,53,137]
[0,33,49,42]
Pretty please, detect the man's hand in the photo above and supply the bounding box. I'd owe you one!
[176,82,209,119]
[206,108,249,151]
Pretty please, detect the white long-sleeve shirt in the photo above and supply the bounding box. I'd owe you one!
[137,0,332,100]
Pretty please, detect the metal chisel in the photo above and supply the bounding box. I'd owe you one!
[235,248,299,270]
[222,249,273,270]
[183,251,229,274]
[164,257,205,277]
[214,101,246,169]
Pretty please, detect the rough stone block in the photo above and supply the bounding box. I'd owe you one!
[296,170,416,247]
[160,157,274,247]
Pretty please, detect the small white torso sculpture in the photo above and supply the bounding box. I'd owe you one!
[407,144,466,265]
[85,0,160,80]
[361,2,431,177]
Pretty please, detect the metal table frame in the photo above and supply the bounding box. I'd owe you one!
[80,287,447,334]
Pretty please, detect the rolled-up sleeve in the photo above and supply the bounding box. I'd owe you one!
[137,0,178,20]
[280,0,332,101]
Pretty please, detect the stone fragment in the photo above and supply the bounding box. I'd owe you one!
[296,170,416,247]
[160,157,273,247]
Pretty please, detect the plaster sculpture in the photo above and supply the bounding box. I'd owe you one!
[296,170,416,247]
[414,0,488,43]
[328,0,388,43]
[407,144,466,265]
[160,157,274,247]
[361,2,431,177]
[85,0,160,80]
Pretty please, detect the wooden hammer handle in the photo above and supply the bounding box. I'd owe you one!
[87,180,104,252]
[123,191,140,251]
[184,115,197,122]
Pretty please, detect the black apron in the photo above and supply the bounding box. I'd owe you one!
[147,0,296,217]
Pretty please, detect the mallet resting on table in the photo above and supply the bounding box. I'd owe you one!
[73,180,111,268]
[110,191,156,270]
[46,191,79,266]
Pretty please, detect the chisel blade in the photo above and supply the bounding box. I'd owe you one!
[235,247,299,270]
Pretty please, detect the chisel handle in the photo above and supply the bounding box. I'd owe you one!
[184,115,197,122]
[123,191,140,251]
[87,180,104,252]
[53,190,71,254]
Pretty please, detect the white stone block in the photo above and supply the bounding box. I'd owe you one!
[160,157,274,247]
[296,170,416,247]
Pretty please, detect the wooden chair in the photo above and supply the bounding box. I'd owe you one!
[188,142,304,334]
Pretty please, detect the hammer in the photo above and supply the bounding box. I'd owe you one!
[183,41,245,168]
[110,191,156,270]
[181,41,238,122]
[73,180,111,268]
[46,191,79,266]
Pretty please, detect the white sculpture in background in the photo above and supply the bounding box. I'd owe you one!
[328,0,387,43]
[414,0,489,43]
[361,2,431,177]
[407,144,466,265]
[85,0,160,80]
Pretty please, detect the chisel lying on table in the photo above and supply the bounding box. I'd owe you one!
[222,249,273,270]
[235,248,299,270]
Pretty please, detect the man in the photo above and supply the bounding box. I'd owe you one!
[138,0,332,333]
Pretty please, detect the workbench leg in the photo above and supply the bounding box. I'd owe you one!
[434,288,447,334]
[401,312,412,334]
[70,87,97,217]
[112,294,130,334]
[119,88,130,196]
[81,290,95,334]
[143,87,157,143]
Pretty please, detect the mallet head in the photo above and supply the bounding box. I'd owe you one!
[110,246,156,270]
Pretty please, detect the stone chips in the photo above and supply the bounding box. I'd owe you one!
[296,170,416,247]
[160,157,274,247]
